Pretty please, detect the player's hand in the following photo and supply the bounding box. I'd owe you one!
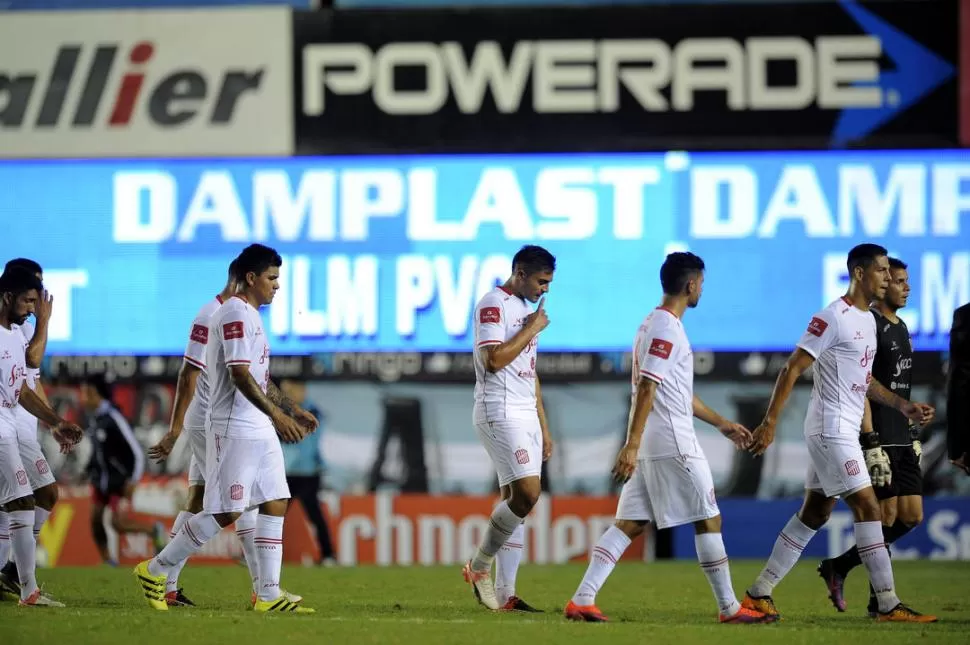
[718,422,752,450]
[34,289,53,325]
[900,401,934,425]
[293,407,319,433]
[52,420,83,454]
[748,421,776,457]
[524,297,549,333]
[273,412,306,444]
[611,443,638,484]
[542,430,554,462]
[951,452,970,476]
[149,431,178,462]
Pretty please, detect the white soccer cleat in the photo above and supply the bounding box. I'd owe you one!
[462,560,499,610]
[19,589,65,607]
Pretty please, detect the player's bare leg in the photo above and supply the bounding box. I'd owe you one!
[494,483,540,612]
[694,515,776,623]
[163,484,204,607]
[464,475,540,611]
[565,518,643,622]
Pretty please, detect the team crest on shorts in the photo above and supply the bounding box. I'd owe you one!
[708,488,717,506]
[515,448,530,465]
[35,459,49,475]
[16,470,28,486]
[230,483,244,501]
[844,460,861,476]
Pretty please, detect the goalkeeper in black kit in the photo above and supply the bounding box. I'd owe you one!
[817,257,933,617]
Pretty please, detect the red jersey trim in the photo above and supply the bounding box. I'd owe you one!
[226,359,251,366]
[656,306,677,316]
[477,340,502,347]
[183,356,205,369]
[497,286,513,295]
[216,295,224,304]
[640,370,664,383]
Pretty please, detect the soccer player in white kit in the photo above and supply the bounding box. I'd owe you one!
[0,267,83,606]
[134,244,317,613]
[0,259,56,599]
[148,259,303,608]
[743,243,937,623]
[564,252,775,624]
[463,245,555,612]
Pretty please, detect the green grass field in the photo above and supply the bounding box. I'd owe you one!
[3,561,968,645]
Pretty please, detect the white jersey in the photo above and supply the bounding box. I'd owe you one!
[182,296,224,430]
[0,325,29,438]
[630,308,700,460]
[11,321,39,434]
[798,297,878,438]
[472,287,538,423]
[206,296,273,440]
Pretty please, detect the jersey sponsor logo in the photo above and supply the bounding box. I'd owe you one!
[707,487,717,507]
[190,324,209,344]
[223,321,244,340]
[860,345,876,368]
[35,459,49,475]
[893,357,912,377]
[16,469,28,486]
[230,483,244,501]
[479,306,500,324]
[807,316,828,337]
[844,459,861,477]
[515,448,530,465]
[648,338,673,359]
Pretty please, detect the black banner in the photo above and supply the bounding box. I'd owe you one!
[293,1,958,154]
[43,351,948,385]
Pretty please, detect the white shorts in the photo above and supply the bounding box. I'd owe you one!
[474,417,542,487]
[16,429,55,491]
[805,433,871,498]
[0,433,33,506]
[203,433,289,514]
[616,456,719,529]
[186,425,206,486]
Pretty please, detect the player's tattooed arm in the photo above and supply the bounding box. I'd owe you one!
[266,379,297,416]
[867,378,935,425]
[229,366,286,420]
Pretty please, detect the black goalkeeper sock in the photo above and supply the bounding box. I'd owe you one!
[831,520,913,576]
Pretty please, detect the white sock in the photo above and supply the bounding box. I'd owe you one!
[9,510,37,599]
[695,533,741,616]
[0,512,10,566]
[571,526,632,606]
[148,513,221,577]
[495,522,525,605]
[855,521,901,613]
[235,508,259,595]
[33,507,50,545]
[165,511,194,593]
[749,514,817,598]
[471,501,523,572]
[254,514,284,602]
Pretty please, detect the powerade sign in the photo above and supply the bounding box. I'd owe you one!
[672,498,970,560]
[294,0,958,153]
[1,150,967,355]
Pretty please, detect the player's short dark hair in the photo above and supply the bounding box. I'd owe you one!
[660,252,705,296]
[232,244,282,282]
[4,258,42,276]
[847,243,887,274]
[228,257,240,279]
[83,372,114,402]
[888,257,908,271]
[0,267,43,298]
[512,245,556,275]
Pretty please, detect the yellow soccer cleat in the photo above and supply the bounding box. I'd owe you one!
[133,560,168,611]
[253,595,316,614]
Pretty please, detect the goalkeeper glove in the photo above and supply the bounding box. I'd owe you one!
[910,424,922,466]
[860,432,892,487]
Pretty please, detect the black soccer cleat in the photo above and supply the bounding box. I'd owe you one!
[165,588,197,607]
[500,596,543,612]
